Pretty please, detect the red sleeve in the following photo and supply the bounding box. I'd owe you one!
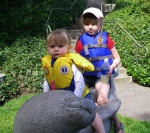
[75,40,83,53]
[107,34,115,50]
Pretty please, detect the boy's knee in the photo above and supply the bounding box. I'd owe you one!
[97,98,108,105]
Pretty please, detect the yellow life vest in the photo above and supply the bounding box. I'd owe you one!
[42,53,94,98]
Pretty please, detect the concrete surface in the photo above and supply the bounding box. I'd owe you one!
[115,81,150,122]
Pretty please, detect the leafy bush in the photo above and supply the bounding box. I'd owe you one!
[0,0,86,47]
[105,0,150,86]
[0,37,46,104]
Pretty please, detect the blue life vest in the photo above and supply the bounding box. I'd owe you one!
[80,31,114,78]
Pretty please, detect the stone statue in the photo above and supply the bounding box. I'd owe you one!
[14,77,121,133]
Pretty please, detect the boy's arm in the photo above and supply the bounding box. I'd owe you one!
[43,78,51,92]
[72,63,84,97]
[107,34,120,69]
[111,47,120,69]
[75,40,83,53]
[107,34,120,75]
[108,47,120,77]
[107,34,115,50]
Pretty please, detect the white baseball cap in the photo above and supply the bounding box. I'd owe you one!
[82,7,104,18]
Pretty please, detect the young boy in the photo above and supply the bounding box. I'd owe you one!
[42,28,106,133]
[75,7,124,133]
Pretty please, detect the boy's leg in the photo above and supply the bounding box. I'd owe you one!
[112,114,124,133]
[91,113,106,133]
[95,82,110,105]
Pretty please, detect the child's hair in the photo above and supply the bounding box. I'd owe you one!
[46,29,71,46]
[76,13,104,46]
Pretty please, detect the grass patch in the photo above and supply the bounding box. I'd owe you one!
[1,93,150,133]
[116,115,150,133]
[0,93,38,133]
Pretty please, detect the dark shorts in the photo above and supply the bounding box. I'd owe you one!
[83,77,98,101]
[84,93,96,106]
[84,76,100,88]
[84,76,111,88]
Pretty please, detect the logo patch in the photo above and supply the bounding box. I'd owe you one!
[44,66,49,76]
[60,66,69,75]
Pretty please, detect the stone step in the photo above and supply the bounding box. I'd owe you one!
[87,0,116,14]
[87,0,106,5]
[67,29,82,40]
[114,65,132,83]
[0,73,5,83]
[114,74,132,83]
[66,23,82,30]
[69,48,76,53]
[101,4,116,12]
[118,67,127,75]
[114,61,132,83]
[71,39,77,46]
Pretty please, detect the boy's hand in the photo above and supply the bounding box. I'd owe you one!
[107,66,113,78]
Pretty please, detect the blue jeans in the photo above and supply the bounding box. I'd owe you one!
[84,93,91,100]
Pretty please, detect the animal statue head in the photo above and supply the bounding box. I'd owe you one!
[14,86,121,133]
[14,90,96,133]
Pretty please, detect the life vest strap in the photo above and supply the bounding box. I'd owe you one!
[94,67,101,72]
[83,44,107,55]
[86,55,112,61]
[84,44,107,48]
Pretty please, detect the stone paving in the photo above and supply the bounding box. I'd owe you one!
[114,81,150,122]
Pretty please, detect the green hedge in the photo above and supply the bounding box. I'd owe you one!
[0,0,86,47]
[105,0,150,86]
[0,37,47,105]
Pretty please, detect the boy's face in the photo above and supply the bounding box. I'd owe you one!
[47,43,69,58]
[83,19,100,36]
